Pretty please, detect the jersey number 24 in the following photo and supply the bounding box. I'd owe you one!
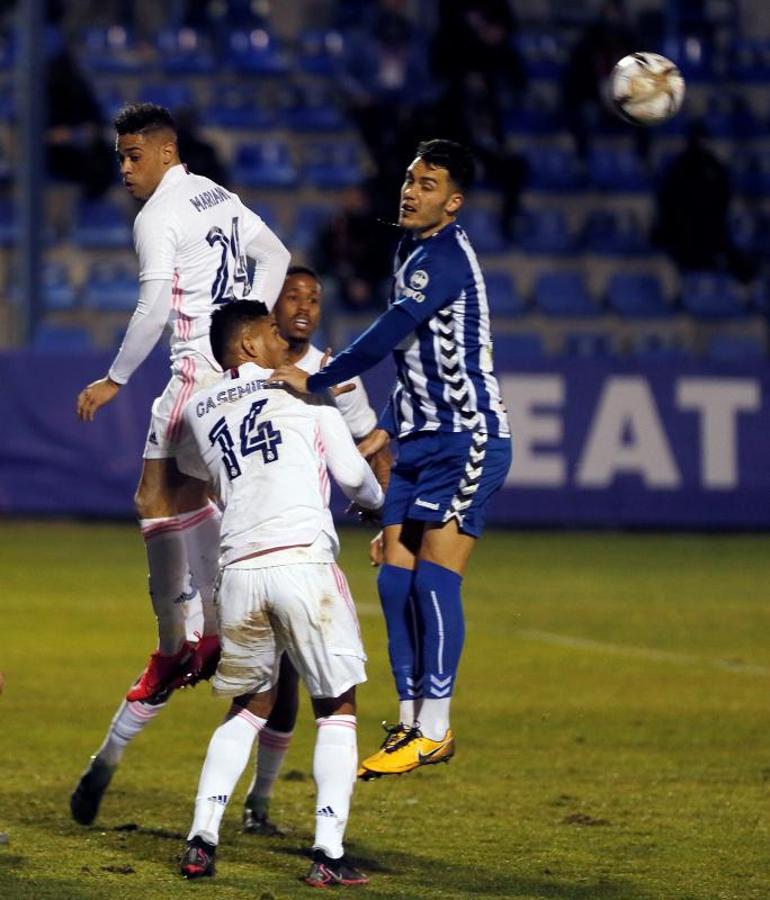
[206,217,250,304]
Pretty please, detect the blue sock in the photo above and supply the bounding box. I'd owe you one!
[377,564,421,700]
[413,561,464,699]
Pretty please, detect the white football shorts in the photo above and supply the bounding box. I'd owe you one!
[213,561,367,699]
[143,352,221,460]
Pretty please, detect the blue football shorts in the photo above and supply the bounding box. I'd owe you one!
[382,430,513,538]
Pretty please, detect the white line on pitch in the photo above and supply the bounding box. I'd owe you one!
[516,629,770,677]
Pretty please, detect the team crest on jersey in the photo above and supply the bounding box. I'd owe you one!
[410,269,429,290]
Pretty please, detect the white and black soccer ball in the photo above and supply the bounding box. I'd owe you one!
[608,52,685,126]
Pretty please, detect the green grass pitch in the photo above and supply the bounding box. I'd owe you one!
[1,522,769,899]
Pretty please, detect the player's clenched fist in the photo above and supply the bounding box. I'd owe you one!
[76,376,121,421]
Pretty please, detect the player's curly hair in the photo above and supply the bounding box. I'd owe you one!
[113,103,177,136]
[416,139,475,190]
[210,300,270,369]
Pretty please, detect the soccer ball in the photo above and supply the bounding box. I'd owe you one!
[608,52,685,126]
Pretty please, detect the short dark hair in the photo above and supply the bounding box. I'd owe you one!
[210,300,269,369]
[286,265,321,283]
[114,103,177,137]
[415,139,475,190]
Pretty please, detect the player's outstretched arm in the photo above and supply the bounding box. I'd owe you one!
[77,279,174,422]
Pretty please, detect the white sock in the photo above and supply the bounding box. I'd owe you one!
[188,708,266,846]
[180,502,221,637]
[95,698,168,767]
[313,715,357,859]
[140,516,197,654]
[416,697,451,741]
[245,727,294,811]
[399,698,423,727]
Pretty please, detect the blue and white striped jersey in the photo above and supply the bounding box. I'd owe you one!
[383,223,510,439]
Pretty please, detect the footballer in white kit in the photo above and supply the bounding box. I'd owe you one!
[178,363,381,699]
[76,103,290,706]
[176,300,381,887]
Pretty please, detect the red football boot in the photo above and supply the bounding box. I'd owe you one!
[172,634,221,690]
[126,643,194,702]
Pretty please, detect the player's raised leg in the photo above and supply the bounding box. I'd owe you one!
[128,457,210,702]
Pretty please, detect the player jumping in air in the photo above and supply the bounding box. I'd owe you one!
[72,103,288,818]
[270,139,513,777]
[176,301,382,886]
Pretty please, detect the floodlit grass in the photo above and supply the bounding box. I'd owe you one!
[1,522,769,899]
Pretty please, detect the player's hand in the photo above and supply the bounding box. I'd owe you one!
[357,428,390,459]
[267,363,310,394]
[369,530,385,567]
[346,501,382,526]
[331,382,355,398]
[368,443,393,491]
[77,376,121,422]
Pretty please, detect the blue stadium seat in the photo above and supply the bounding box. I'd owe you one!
[485,271,526,317]
[32,324,93,352]
[503,92,558,135]
[41,262,77,311]
[207,86,277,130]
[705,333,765,362]
[301,141,364,189]
[735,152,770,197]
[93,83,130,122]
[81,26,142,74]
[588,148,651,192]
[581,209,648,256]
[283,84,345,133]
[562,331,613,357]
[156,28,215,75]
[459,209,509,255]
[525,146,584,191]
[660,34,714,82]
[731,39,770,83]
[534,271,598,316]
[515,208,573,254]
[289,204,334,253]
[225,29,290,75]
[493,332,545,361]
[139,82,194,111]
[71,200,132,250]
[82,262,138,311]
[680,273,746,318]
[297,28,345,77]
[629,334,691,360]
[514,31,566,80]
[606,273,671,317]
[234,142,298,189]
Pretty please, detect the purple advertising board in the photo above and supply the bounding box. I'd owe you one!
[1,349,769,528]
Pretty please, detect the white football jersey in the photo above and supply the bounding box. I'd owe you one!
[296,344,377,439]
[177,362,383,567]
[134,164,268,362]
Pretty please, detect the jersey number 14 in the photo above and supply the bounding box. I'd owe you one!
[208,399,282,480]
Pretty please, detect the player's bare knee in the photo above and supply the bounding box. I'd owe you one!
[312,687,356,719]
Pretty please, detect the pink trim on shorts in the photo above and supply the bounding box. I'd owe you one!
[331,564,362,642]
[167,355,197,444]
[141,504,216,541]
